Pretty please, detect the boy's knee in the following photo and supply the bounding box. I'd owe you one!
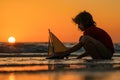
[80,35,99,51]
[80,35,96,44]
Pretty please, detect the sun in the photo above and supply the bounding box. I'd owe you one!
[8,36,16,43]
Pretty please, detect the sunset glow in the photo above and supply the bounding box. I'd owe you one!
[0,0,120,43]
[8,36,16,43]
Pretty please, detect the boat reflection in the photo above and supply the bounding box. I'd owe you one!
[1,66,120,80]
[0,60,120,72]
[47,59,120,71]
[0,60,120,80]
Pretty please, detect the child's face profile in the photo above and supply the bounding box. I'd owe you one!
[78,23,85,31]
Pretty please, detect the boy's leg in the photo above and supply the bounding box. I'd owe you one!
[80,35,112,59]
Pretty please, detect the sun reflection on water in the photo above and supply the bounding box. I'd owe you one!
[9,73,15,80]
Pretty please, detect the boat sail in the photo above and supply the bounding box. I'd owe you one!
[48,29,67,57]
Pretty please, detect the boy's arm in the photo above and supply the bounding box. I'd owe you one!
[66,42,83,54]
[52,37,84,58]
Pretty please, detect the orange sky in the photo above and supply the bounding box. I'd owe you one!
[0,0,120,43]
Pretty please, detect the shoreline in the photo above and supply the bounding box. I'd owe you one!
[0,53,119,57]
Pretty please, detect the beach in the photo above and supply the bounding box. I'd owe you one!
[0,43,120,80]
[1,0,120,79]
[0,54,120,80]
[1,70,120,80]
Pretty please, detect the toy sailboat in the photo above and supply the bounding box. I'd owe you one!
[47,29,68,59]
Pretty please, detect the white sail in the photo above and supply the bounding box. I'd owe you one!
[48,29,67,56]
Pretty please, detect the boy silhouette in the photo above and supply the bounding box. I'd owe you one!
[47,11,114,59]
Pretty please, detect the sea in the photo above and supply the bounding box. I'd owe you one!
[0,42,120,80]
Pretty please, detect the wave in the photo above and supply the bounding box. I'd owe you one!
[0,42,120,53]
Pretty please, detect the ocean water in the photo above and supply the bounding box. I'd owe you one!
[0,42,120,80]
[0,42,120,56]
[0,56,120,80]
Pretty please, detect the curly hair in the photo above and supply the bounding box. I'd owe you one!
[73,11,96,29]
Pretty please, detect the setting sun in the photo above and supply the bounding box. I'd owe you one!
[8,36,16,43]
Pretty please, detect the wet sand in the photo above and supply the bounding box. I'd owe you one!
[0,56,120,80]
[0,70,120,80]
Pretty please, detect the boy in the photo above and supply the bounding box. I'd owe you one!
[48,11,114,59]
